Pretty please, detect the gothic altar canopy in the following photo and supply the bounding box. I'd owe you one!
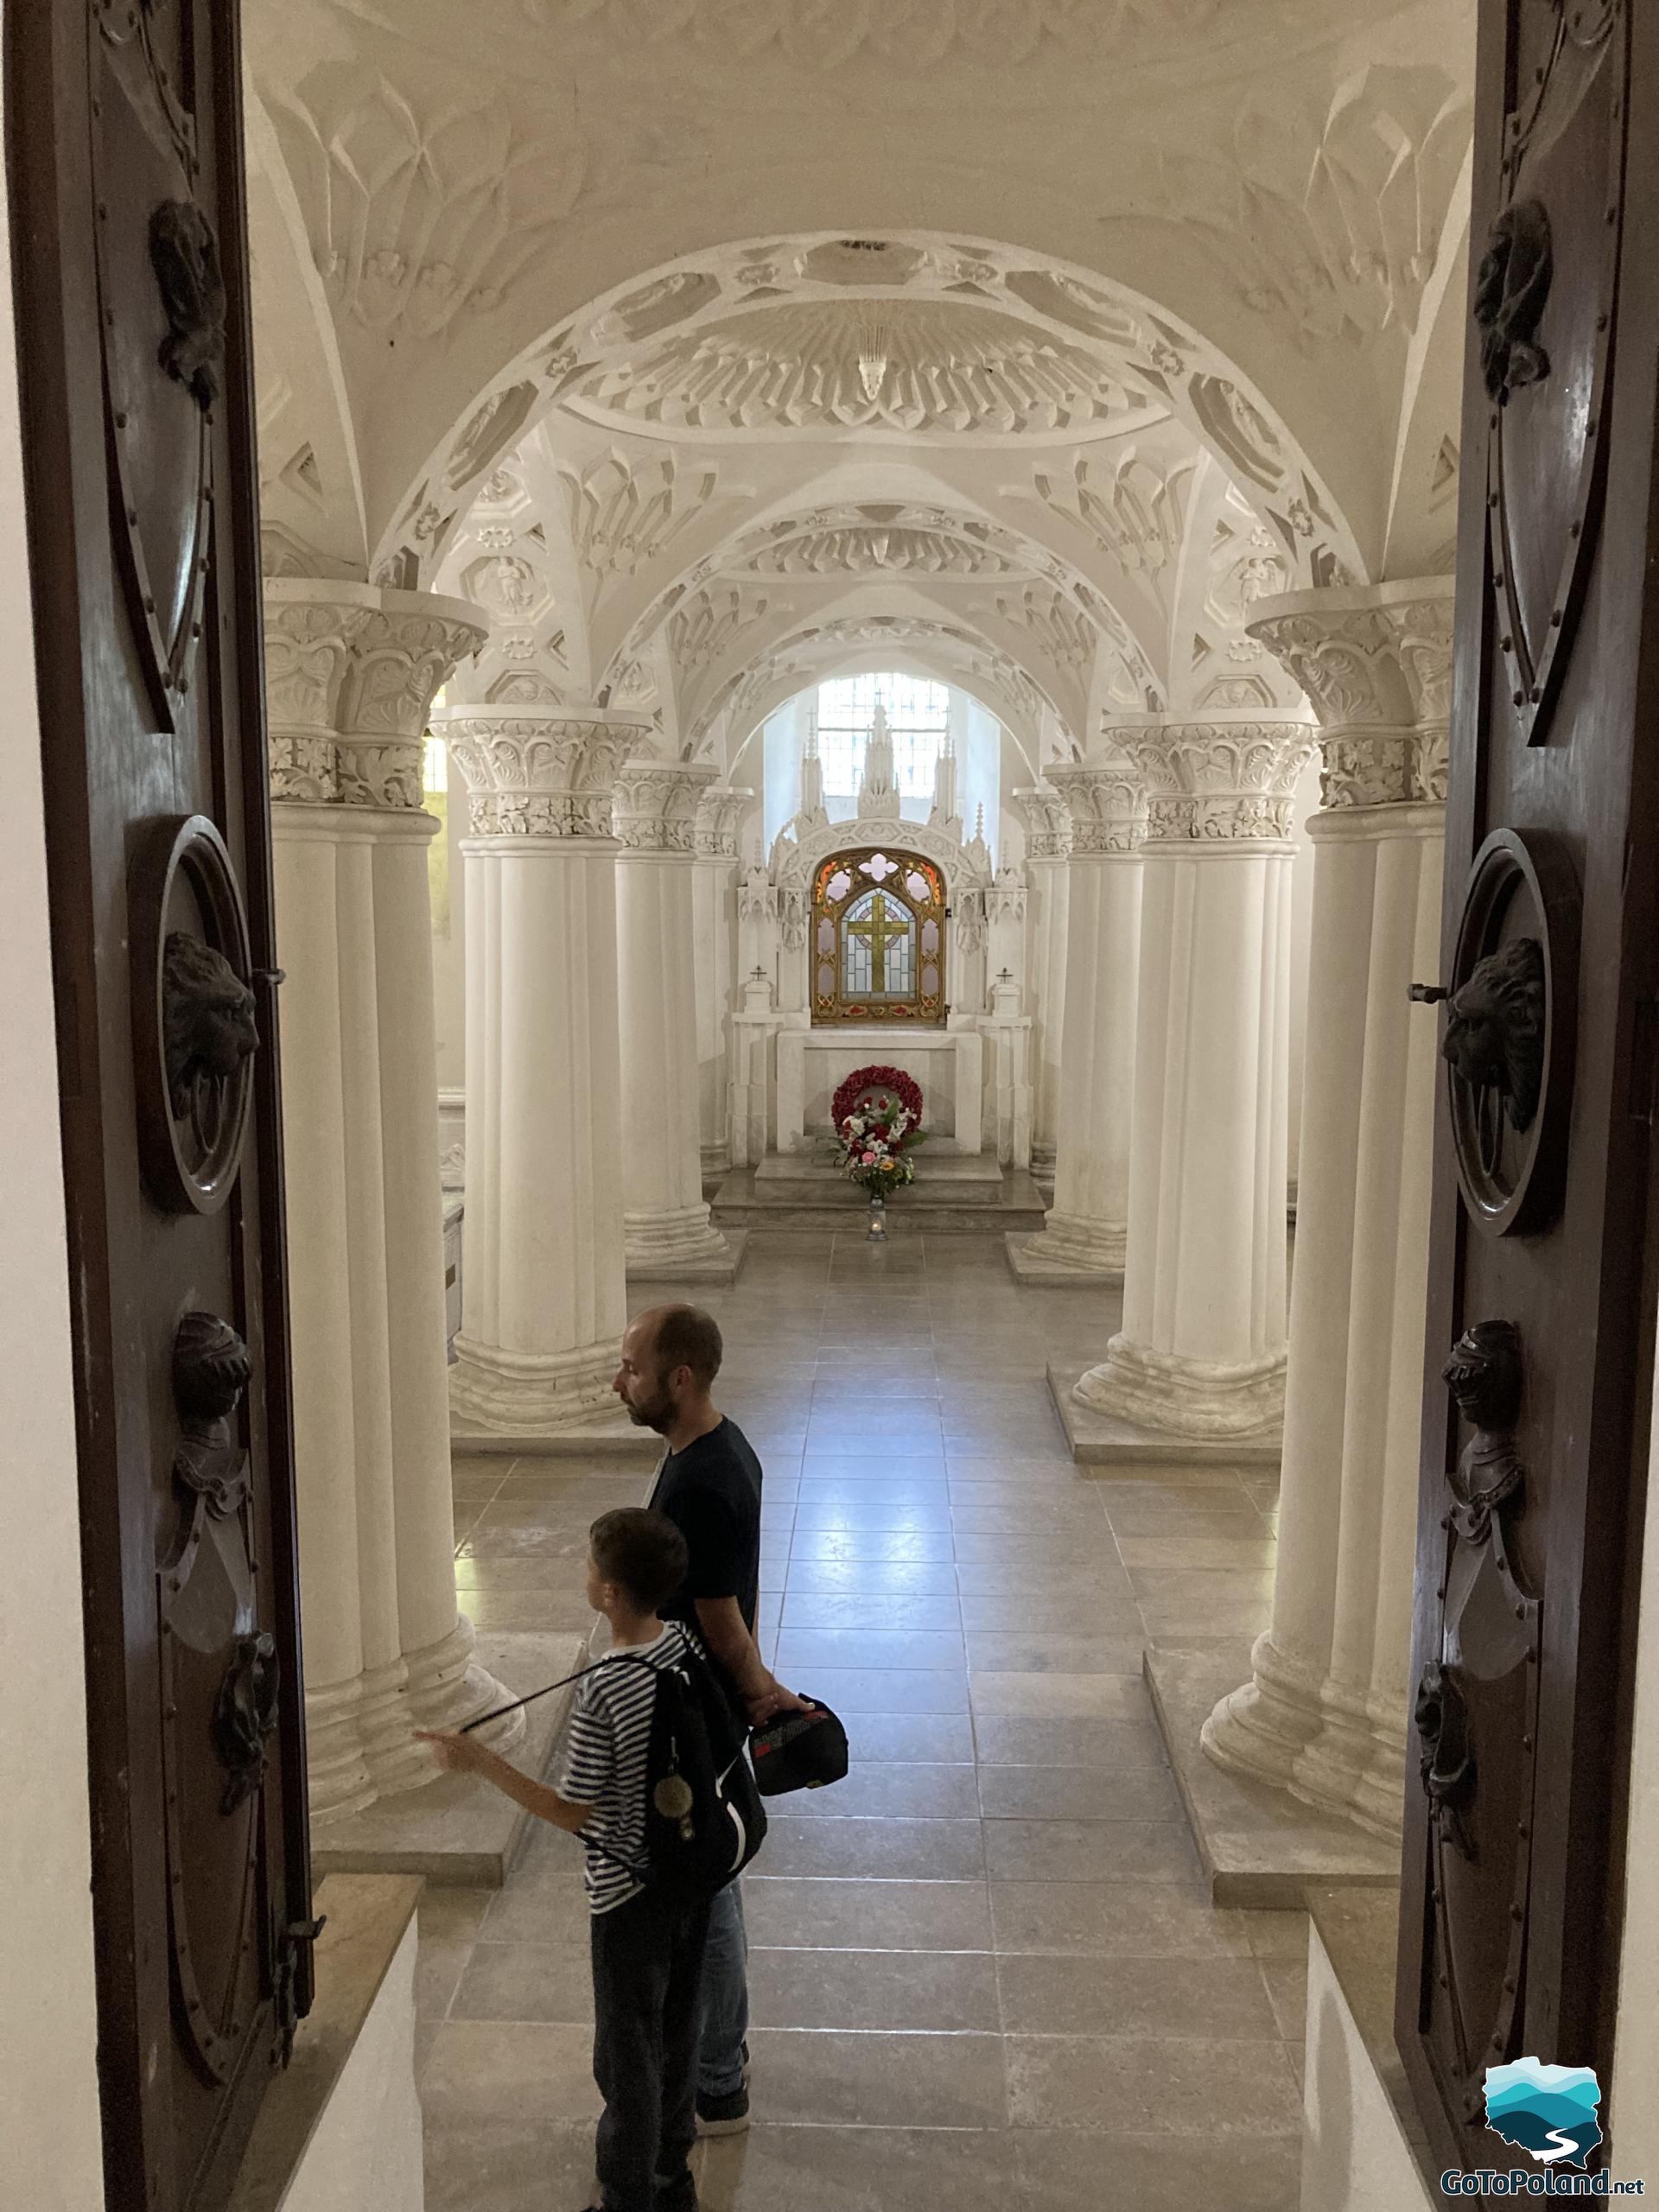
[811,846,946,1025]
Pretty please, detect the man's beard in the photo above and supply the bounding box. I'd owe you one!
[624,1383,676,1433]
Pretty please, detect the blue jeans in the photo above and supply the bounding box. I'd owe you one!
[697,1878,748,2098]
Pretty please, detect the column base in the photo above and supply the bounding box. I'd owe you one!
[1005,1211,1126,1286]
[1203,1632,1407,1844]
[625,1206,747,1284]
[449,1333,620,1434]
[1047,1362,1282,1469]
[1075,1332,1286,1441]
[306,1616,522,1827]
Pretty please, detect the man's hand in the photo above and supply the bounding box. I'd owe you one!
[416,1727,493,1777]
[746,1683,812,1727]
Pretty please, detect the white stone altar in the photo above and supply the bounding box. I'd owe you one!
[775,1020,984,1154]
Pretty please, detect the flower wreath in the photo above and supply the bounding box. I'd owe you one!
[831,1064,925,1135]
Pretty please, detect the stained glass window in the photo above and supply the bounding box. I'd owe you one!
[817,673,950,798]
[810,846,946,1026]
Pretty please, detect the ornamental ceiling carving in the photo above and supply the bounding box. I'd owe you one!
[739,525,1024,581]
[562,300,1156,445]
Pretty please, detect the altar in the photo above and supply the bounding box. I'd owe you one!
[774,1022,983,1155]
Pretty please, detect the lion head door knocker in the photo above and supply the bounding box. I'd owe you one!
[172,1310,252,1519]
[159,925,258,1199]
[1474,200,1553,404]
[1441,937,1546,1175]
[213,1632,280,1815]
[149,199,226,410]
[1414,1660,1477,1861]
[1442,1320,1526,1546]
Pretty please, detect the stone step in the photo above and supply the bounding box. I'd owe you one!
[711,1164,1047,1236]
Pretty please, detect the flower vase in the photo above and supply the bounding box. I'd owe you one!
[867,1190,887,1241]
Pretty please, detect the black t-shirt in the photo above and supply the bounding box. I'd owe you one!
[648,1416,763,1700]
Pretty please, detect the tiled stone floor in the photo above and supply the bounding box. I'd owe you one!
[420,1230,1307,2210]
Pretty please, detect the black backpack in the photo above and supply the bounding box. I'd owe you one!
[597,1641,767,1902]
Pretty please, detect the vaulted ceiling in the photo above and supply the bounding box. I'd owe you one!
[245,0,1476,778]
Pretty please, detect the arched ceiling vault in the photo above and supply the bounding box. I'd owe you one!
[245,0,1475,594]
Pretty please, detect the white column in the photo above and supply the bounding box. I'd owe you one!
[1013,785,1071,1170]
[693,786,750,1184]
[614,760,740,1277]
[1011,760,1144,1281]
[1203,580,1453,1837]
[439,706,650,1432]
[1074,717,1313,1438]
[264,582,522,1822]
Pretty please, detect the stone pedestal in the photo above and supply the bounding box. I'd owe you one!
[1009,760,1143,1285]
[1203,580,1453,1840]
[1013,785,1071,1169]
[1074,717,1314,1441]
[440,706,650,1431]
[693,786,750,1183]
[264,582,518,1822]
[615,760,742,1281]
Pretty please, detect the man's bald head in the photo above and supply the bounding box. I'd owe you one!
[628,1304,724,1391]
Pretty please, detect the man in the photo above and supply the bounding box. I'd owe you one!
[613,1303,806,2138]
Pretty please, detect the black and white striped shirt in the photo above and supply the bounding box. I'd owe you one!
[556,1624,693,1916]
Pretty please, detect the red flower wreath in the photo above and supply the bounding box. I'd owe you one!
[831,1063,925,1137]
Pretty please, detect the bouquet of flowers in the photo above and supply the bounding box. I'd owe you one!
[830,1066,928,1198]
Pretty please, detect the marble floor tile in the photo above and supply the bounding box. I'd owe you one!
[976,1763,1184,1821]
[782,1590,962,1630]
[1014,2128,1300,2212]
[831,1711,976,1763]
[988,1879,1256,1958]
[423,2121,600,2212]
[449,1938,594,2024]
[760,1814,986,1880]
[775,1627,967,1670]
[982,1816,1201,1885]
[748,1945,1000,2030]
[969,1670,1147,1719]
[956,1589,1142,1633]
[1005,2031,1303,2134]
[695,2125,1022,2212]
[971,1714,1171,1769]
[419,2019,597,2122]
[963,1631,1145,1675]
[788,1532,957,1564]
[791,1497,957,1530]
[996,1951,1282,2037]
[747,2027,1007,2127]
[782,1558,960,1597]
[742,1875,993,1953]
[779,1759,979,1819]
[780,1665,969,1713]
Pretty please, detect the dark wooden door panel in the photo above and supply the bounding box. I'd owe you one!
[7,4,312,2208]
[1399,0,1659,2175]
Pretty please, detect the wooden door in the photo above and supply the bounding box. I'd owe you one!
[7,5,314,2209]
[1398,0,1659,2174]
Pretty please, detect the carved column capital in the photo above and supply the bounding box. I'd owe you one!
[1047,756,1146,855]
[1113,718,1314,845]
[613,760,720,855]
[1248,577,1455,809]
[264,580,485,812]
[1012,782,1073,861]
[439,706,652,840]
[694,785,754,860]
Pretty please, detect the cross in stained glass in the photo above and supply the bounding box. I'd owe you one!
[846,892,906,992]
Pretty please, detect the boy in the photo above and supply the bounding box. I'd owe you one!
[419,1507,709,2212]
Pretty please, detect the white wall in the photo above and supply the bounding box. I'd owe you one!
[1611,1333,1659,2175]
[276,1916,424,2212]
[0,17,108,2191]
[1301,1926,1433,2212]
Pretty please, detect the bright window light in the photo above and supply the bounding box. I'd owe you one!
[817,673,949,799]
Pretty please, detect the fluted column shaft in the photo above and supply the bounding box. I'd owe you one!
[693,787,751,1183]
[1075,717,1314,1437]
[1204,579,1453,1838]
[1016,765,1143,1278]
[264,581,518,1822]
[1014,785,1071,1166]
[441,706,650,1429]
[614,761,735,1273]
